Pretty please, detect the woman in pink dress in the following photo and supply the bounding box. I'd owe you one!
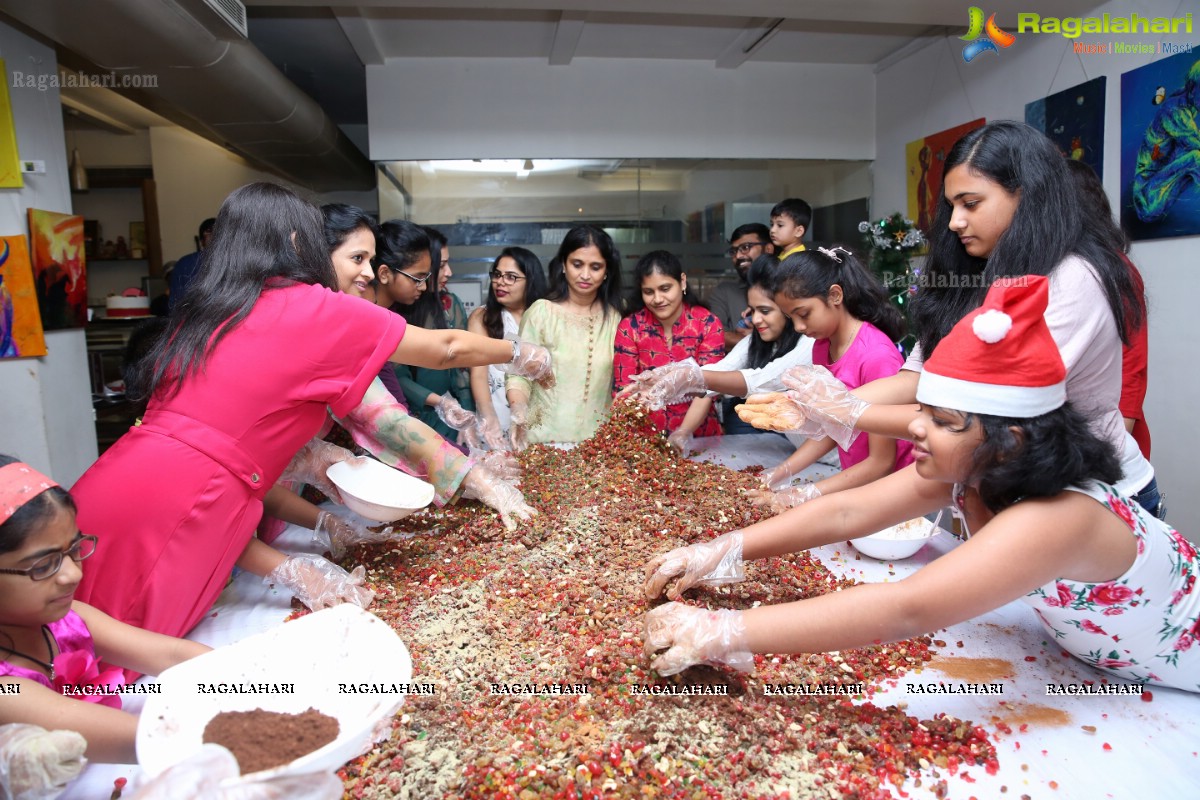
[70,183,551,639]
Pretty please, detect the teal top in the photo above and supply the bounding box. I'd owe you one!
[397,292,475,440]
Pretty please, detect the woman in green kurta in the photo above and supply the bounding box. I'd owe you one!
[507,226,625,447]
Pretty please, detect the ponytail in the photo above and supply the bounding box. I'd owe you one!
[774,247,905,343]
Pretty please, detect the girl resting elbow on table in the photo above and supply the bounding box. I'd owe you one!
[643,277,1199,692]
[0,458,209,768]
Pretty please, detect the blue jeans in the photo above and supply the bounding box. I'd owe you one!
[1131,476,1167,521]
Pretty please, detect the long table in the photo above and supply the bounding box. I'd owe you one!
[65,435,1198,798]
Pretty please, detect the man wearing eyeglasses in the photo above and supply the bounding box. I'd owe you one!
[708,223,773,352]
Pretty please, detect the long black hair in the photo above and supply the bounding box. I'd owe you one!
[321,203,379,252]
[128,183,332,399]
[950,404,1122,513]
[911,121,1142,357]
[483,247,547,340]
[774,246,904,342]
[745,256,801,370]
[375,220,442,328]
[626,249,703,316]
[0,454,76,556]
[546,225,624,317]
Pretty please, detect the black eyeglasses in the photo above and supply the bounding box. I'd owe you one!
[394,268,431,286]
[0,534,98,581]
[726,242,768,257]
[489,270,526,286]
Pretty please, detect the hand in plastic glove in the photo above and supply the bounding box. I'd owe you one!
[434,395,477,432]
[473,449,521,485]
[478,414,509,452]
[760,460,798,490]
[643,603,753,677]
[313,510,398,560]
[130,743,344,800]
[508,399,530,452]
[267,554,374,611]
[460,465,536,531]
[497,342,555,388]
[745,482,822,515]
[644,531,744,601]
[666,429,692,456]
[0,724,86,800]
[618,359,707,410]
[780,365,868,450]
[734,392,823,436]
[280,439,358,503]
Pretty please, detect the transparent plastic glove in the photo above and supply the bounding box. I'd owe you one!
[508,399,530,452]
[129,744,344,800]
[666,429,692,456]
[314,510,398,560]
[478,414,509,452]
[643,603,753,677]
[734,392,823,436]
[644,531,744,601]
[496,342,555,388]
[746,483,822,515]
[619,358,707,410]
[0,724,86,800]
[279,439,358,502]
[473,449,521,484]
[434,395,477,433]
[760,461,799,490]
[460,465,536,531]
[267,554,374,611]
[780,365,868,451]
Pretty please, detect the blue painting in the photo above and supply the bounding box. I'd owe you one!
[1120,54,1200,241]
[1025,76,1106,180]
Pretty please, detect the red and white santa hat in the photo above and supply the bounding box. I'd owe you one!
[916,275,1066,417]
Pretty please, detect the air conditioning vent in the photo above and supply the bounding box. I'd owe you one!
[197,0,248,38]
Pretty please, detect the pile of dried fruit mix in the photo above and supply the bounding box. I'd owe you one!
[331,401,997,799]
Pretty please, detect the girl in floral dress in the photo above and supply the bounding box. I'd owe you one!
[643,276,1198,691]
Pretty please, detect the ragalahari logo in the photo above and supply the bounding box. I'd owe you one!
[961,7,1016,62]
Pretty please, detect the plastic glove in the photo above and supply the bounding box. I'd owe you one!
[434,395,477,433]
[508,399,530,452]
[478,414,509,452]
[496,342,555,388]
[780,365,868,451]
[666,429,692,456]
[314,510,401,560]
[129,743,344,800]
[460,465,536,531]
[644,531,744,601]
[279,440,358,503]
[760,461,799,490]
[643,603,753,677]
[618,358,707,410]
[0,724,86,800]
[746,482,822,515]
[473,449,521,485]
[734,392,822,436]
[267,554,374,611]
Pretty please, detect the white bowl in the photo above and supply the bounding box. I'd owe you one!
[328,458,435,522]
[137,605,411,782]
[850,517,939,561]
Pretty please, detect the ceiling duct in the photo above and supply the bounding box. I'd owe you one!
[0,0,374,191]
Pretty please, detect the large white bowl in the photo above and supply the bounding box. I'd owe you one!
[850,517,940,561]
[328,458,435,522]
[137,605,411,782]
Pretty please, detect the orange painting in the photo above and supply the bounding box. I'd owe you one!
[0,236,45,357]
[905,118,986,235]
[28,208,87,329]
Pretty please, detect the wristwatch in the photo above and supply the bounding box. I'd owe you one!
[510,339,521,364]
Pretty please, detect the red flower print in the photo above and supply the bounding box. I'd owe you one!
[1087,583,1134,606]
[1176,633,1194,652]
[1096,657,1133,669]
[1044,583,1073,608]
[1101,607,1124,617]
[53,649,125,710]
[1169,530,1197,563]
[1080,620,1107,635]
[1106,495,1137,530]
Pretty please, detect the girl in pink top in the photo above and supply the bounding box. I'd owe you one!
[751,247,912,512]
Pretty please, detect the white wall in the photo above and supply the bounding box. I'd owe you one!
[873,0,1198,533]
[368,58,875,161]
[0,23,97,485]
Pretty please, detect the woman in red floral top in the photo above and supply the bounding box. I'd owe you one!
[613,251,724,438]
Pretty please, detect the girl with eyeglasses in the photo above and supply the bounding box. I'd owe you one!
[467,247,548,448]
[0,455,209,765]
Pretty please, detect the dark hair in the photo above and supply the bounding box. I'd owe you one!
[546,225,624,317]
[950,404,1122,513]
[912,121,1143,357]
[198,217,216,238]
[121,317,169,407]
[770,198,812,229]
[128,183,333,400]
[0,454,76,556]
[745,256,801,370]
[483,247,546,339]
[375,220,442,329]
[729,222,771,244]
[627,250,703,315]
[774,247,905,342]
[321,203,378,253]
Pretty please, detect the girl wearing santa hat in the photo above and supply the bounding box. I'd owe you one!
[643,276,1198,692]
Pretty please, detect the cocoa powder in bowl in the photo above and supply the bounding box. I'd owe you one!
[202,708,340,775]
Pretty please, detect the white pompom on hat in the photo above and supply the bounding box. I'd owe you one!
[917,275,1067,417]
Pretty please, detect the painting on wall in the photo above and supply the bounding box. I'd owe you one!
[0,236,46,358]
[1120,53,1200,241]
[28,209,88,329]
[1025,76,1106,180]
[0,59,23,189]
[905,118,986,235]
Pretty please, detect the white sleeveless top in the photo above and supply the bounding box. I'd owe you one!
[487,309,519,431]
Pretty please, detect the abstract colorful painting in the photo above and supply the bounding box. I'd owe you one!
[0,236,46,358]
[0,59,23,189]
[1120,53,1200,241]
[1025,76,1106,180]
[905,118,986,235]
[28,209,88,329]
